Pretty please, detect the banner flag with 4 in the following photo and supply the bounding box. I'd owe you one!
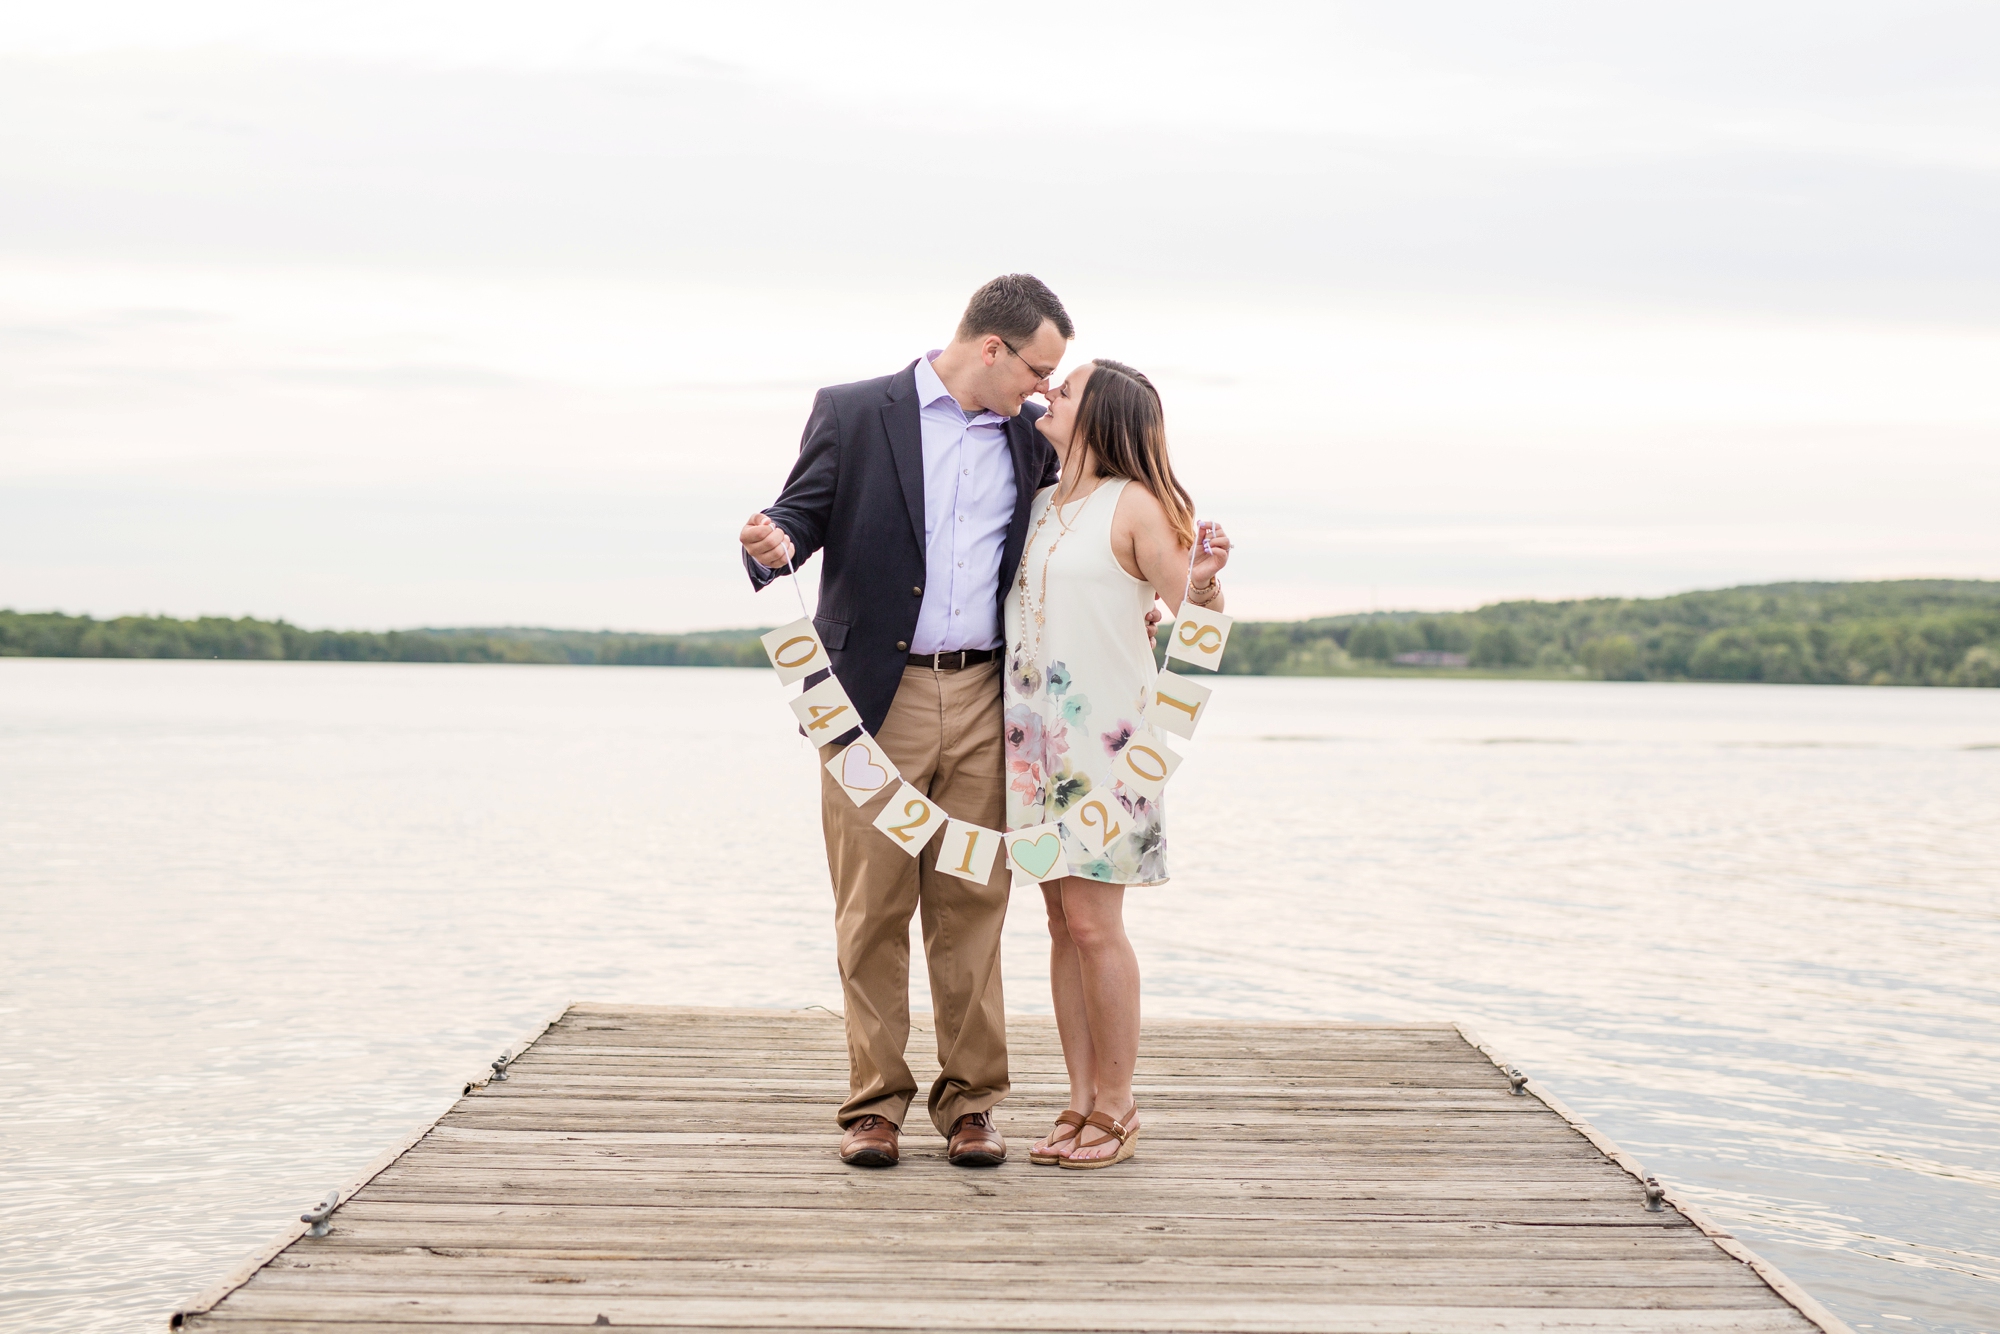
[789,674,859,742]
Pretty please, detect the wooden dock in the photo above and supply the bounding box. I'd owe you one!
[174,1005,1850,1333]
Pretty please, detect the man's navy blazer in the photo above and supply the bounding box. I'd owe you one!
[744,359,1061,739]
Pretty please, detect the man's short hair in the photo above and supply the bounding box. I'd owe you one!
[955,273,1074,344]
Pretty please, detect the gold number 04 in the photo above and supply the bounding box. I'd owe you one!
[886,799,931,843]
[1078,799,1122,844]
[773,635,820,669]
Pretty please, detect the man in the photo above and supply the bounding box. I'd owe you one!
[739,274,1071,1167]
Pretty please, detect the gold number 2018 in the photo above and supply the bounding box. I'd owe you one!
[886,799,932,843]
[1078,799,1122,844]
[1153,689,1199,721]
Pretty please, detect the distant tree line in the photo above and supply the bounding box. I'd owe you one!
[6,580,1998,687]
[1209,580,2000,687]
[0,612,767,668]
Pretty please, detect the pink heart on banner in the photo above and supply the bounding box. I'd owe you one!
[841,743,890,792]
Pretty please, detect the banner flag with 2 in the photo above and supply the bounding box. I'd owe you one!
[1064,795,1127,858]
[870,781,950,856]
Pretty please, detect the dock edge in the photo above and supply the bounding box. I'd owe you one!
[1454,1021,1857,1334]
[167,1000,571,1328]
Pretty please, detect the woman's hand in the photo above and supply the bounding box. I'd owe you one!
[1189,520,1231,591]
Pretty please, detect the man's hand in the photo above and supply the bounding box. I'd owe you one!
[1145,601,1165,648]
[740,513,795,570]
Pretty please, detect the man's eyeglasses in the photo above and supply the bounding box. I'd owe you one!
[1000,338,1057,385]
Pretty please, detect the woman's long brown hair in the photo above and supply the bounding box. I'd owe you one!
[1069,358,1197,547]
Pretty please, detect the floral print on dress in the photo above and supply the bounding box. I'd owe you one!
[1003,651,1166,885]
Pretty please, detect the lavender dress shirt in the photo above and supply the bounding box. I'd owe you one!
[909,350,1018,654]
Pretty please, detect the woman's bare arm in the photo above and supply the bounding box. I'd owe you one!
[1111,483,1231,615]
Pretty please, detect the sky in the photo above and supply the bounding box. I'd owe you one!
[2,0,1997,631]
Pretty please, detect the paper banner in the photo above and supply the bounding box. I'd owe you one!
[1004,822,1070,885]
[1164,606,1234,672]
[789,673,859,741]
[1112,732,1183,799]
[1145,669,1213,740]
[825,735,900,807]
[760,616,830,685]
[935,819,1003,885]
[870,781,949,857]
[1064,795,1127,858]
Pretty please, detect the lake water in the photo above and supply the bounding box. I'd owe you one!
[2,658,1997,1333]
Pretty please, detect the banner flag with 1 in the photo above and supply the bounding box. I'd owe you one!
[1112,730,1183,799]
[760,616,830,685]
[1145,669,1213,740]
[825,735,900,806]
[1004,822,1071,884]
[935,819,1003,885]
[789,674,859,741]
[1164,606,1234,672]
[870,781,949,856]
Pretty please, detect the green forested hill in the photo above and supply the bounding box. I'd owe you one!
[1217,580,2000,686]
[5,579,1998,686]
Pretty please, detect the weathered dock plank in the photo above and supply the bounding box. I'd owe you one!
[173,1006,1849,1334]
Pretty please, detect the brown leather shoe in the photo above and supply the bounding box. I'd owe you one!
[946,1110,1006,1167]
[840,1114,899,1167]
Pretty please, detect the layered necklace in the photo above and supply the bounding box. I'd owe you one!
[1016,456,1104,668]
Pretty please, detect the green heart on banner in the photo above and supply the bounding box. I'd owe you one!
[1009,833,1061,879]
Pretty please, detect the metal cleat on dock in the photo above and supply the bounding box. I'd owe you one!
[1644,1175,1667,1211]
[1506,1065,1529,1094]
[299,1190,339,1237]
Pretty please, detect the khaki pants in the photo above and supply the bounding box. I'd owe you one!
[819,660,1010,1136]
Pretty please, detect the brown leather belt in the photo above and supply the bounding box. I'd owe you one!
[908,648,1000,671]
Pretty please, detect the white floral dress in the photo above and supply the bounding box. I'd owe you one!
[1002,478,1168,884]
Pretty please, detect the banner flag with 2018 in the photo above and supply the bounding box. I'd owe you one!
[764,601,1231,885]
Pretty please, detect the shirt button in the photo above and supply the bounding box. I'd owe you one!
[953,609,961,616]
[963,468,969,475]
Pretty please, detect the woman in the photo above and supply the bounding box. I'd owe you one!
[1002,358,1230,1169]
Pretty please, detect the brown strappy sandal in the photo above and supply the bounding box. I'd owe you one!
[1058,1109,1140,1170]
[1029,1110,1087,1166]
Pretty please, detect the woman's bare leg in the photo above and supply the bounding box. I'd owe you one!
[1056,876,1140,1162]
[1035,882,1096,1157]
